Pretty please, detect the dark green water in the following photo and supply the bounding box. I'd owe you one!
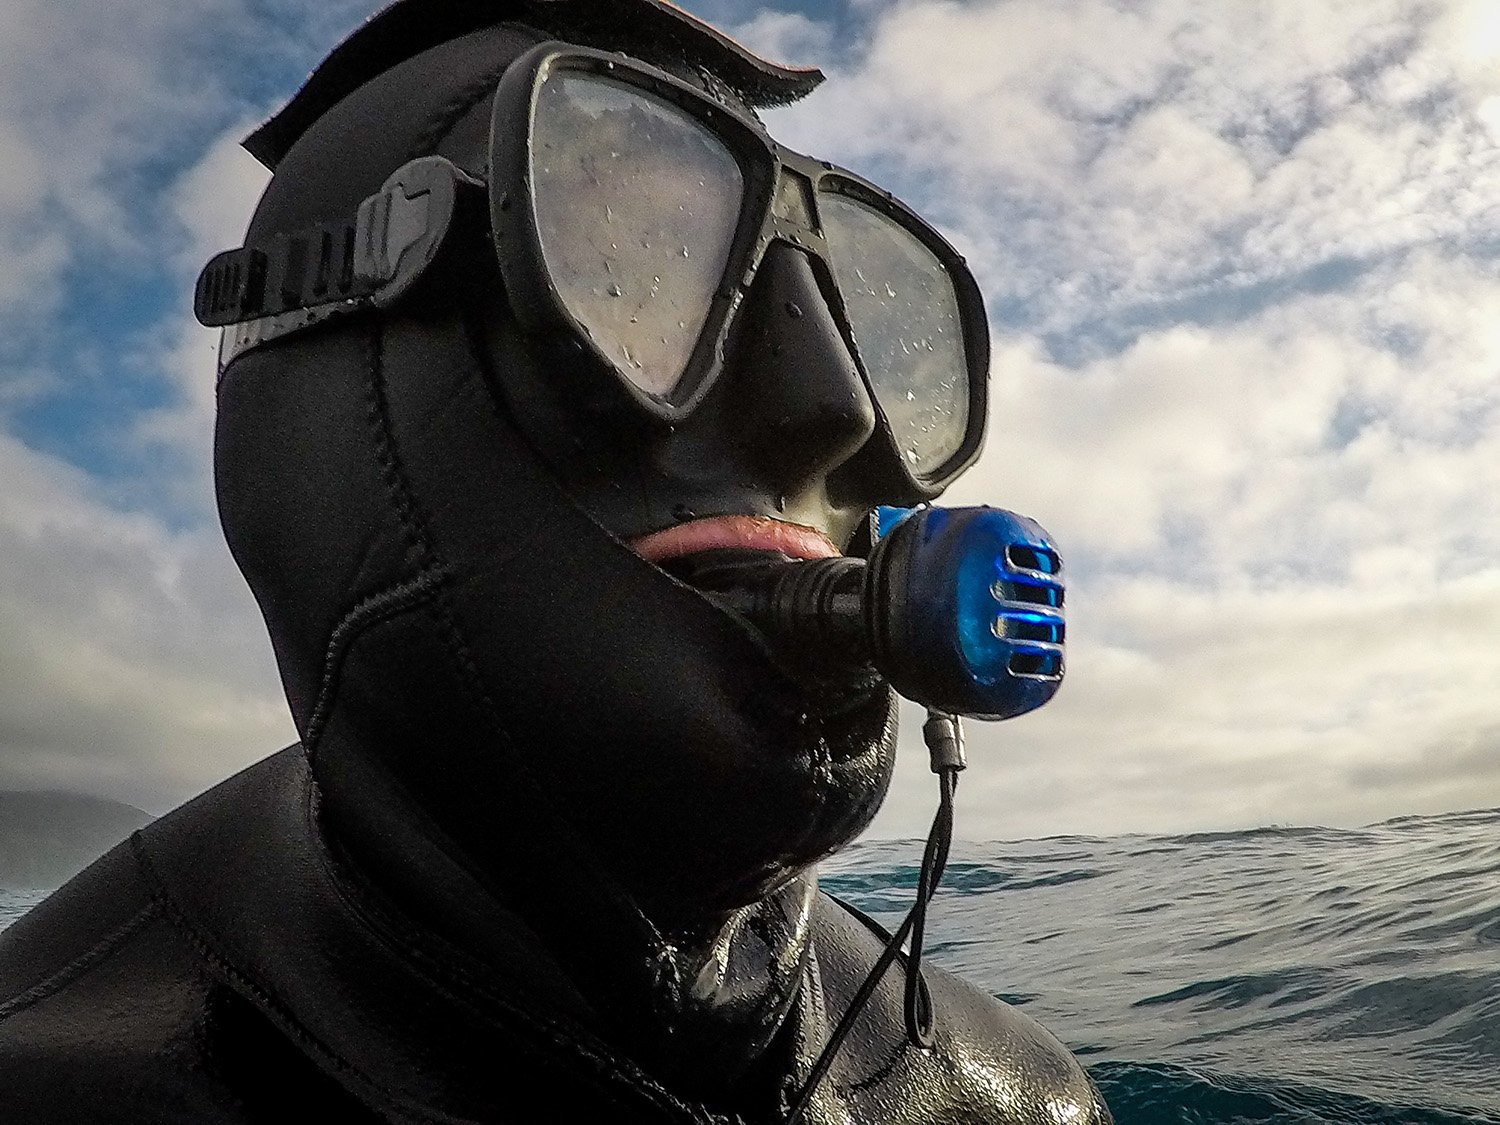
[825,808,1500,1123]
[7,806,1499,1122]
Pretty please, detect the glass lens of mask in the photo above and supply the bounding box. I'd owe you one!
[818,193,969,476]
[530,72,745,398]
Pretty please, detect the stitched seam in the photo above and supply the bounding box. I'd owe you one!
[363,321,500,741]
[364,326,501,751]
[840,1039,907,1097]
[362,295,717,1122]
[820,895,919,1100]
[365,325,714,1121]
[0,896,158,1022]
[128,835,449,1125]
[305,563,451,748]
[365,325,436,564]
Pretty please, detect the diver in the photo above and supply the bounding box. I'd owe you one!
[0,1,1112,1121]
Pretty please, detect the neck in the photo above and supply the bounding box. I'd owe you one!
[311,731,813,1103]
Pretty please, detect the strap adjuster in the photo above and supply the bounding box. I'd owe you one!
[195,157,483,363]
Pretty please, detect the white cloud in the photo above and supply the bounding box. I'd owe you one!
[0,0,244,269]
[729,0,1500,839]
[0,430,291,811]
[129,124,272,501]
[728,9,835,64]
[0,1,303,808]
[865,246,1500,839]
[6,0,1500,843]
[762,0,1500,339]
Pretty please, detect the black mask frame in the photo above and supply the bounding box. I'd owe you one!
[489,44,990,496]
[196,41,991,499]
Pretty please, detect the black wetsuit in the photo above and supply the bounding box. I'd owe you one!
[0,750,1108,1123]
[0,4,1112,1120]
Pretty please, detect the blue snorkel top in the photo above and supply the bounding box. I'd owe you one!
[869,506,1064,720]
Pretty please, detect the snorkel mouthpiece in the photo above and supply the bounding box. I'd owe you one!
[698,506,1065,720]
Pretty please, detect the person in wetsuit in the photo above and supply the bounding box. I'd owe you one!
[0,2,1113,1121]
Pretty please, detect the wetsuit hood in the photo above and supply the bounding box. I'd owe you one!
[214,4,897,932]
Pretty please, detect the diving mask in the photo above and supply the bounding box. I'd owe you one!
[197,42,990,501]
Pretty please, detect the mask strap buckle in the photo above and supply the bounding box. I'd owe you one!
[196,156,483,368]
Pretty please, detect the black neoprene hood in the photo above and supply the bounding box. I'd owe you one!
[217,0,899,925]
[244,0,824,171]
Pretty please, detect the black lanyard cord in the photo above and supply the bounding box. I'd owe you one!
[903,765,957,1048]
[784,712,965,1124]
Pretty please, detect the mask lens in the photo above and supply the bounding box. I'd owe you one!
[818,193,970,476]
[530,72,745,399]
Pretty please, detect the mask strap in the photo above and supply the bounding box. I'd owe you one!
[785,710,966,1124]
[196,157,484,366]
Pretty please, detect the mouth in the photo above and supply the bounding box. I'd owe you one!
[632,515,886,718]
[629,515,841,565]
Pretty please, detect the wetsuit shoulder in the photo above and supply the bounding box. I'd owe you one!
[0,755,377,1124]
[805,892,1113,1124]
[0,836,227,1122]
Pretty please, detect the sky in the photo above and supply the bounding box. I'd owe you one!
[3,0,1500,842]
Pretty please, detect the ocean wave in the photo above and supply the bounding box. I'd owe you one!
[9,807,1500,1121]
[1092,1061,1500,1125]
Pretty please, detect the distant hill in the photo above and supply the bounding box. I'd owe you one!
[0,791,154,889]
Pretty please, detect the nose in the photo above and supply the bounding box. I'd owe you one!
[722,242,877,494]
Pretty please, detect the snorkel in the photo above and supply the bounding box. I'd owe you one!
[681,505,1065,720]
[672,501,1067,1121]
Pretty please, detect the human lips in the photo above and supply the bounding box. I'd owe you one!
[629,515,840,564]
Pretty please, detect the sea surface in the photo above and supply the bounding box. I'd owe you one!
[5,807,1500,1123]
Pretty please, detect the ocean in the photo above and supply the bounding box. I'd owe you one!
[4,807,1499,1123]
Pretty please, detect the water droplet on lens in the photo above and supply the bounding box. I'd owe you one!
[680,245,691,258]
[906,390,915,401]
[885,283,897,298]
